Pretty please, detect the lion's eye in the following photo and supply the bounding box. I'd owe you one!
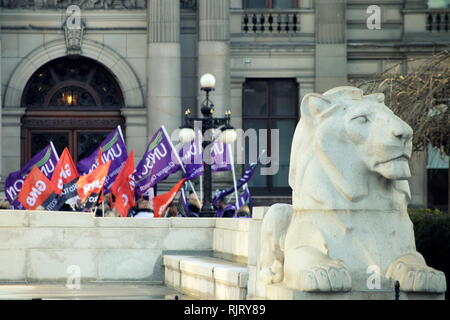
[353,115,369,123]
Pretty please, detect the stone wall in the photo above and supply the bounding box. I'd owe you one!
[0,211,215,283]
[213,218,250,264]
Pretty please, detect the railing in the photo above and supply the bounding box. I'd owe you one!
[426,11,449,32]
[241,10,300,34]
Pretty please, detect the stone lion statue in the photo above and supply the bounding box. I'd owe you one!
[259,86,446,294]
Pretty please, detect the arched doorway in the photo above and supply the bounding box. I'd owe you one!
[21,56,125,165]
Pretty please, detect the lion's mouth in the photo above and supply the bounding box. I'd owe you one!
[378,154,410,165]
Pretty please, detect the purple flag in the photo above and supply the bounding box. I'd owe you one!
[4,143,59,209]
[134,126,182,196]
[76,126,128,194]
[212,162,257,208]
[211,142,232,172]
[179,134,204,180]
[238,183,251,207]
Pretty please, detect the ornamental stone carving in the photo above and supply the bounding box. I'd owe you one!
[63,17,85,56]
[258,86,447,294]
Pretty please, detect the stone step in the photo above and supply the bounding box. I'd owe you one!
[163,255,248,300]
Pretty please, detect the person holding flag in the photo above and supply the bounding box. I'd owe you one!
[111,150,135,217]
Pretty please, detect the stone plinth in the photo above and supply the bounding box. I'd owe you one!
[263,283,445,300]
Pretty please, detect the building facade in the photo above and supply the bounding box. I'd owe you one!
[0,0,449,208]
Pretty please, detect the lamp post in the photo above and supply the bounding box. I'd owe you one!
[179,74,237,217]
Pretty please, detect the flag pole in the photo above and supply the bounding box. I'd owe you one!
[199,175,204,204]
[117,125,125,143]
[49,141,60,161]
[228,143,240,210]
[161,125,201,207]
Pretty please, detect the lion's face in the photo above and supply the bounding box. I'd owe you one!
[343,99,413,180]
[291,86,413,209]
[301,87,413,183]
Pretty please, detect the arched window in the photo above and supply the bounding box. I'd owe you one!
[21,57,125,165]
[22,56,124,109]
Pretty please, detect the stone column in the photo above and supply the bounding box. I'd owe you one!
[147,0,182,137]
[314,0,348,93]
[197,0,231,116]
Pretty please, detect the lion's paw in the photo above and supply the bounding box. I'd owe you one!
[387,261,446,293]
[297,263,352,292]
[260,260,284,284]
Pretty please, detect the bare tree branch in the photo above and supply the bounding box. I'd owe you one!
[351,51,449,154]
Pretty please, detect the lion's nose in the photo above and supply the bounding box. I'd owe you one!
[392,118,413,143]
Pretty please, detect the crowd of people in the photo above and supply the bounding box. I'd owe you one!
[0,192,252,219]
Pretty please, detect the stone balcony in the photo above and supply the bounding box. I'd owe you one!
[403,8,450,41]
[230,8,315,44]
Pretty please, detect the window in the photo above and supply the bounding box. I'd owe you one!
[243,79,299,194]
[22,56,124,109]
[245,0,299,9]
[21,57,125,165]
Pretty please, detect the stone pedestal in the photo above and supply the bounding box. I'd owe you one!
[197,0,230,116]
[248,206,446,300]
[147,0,182,137]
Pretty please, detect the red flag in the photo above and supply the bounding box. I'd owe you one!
[77,161,111,204]
[51,148,78,195]
[18,166,55,210]
[111,150,135,217]
[152,179,186,218]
